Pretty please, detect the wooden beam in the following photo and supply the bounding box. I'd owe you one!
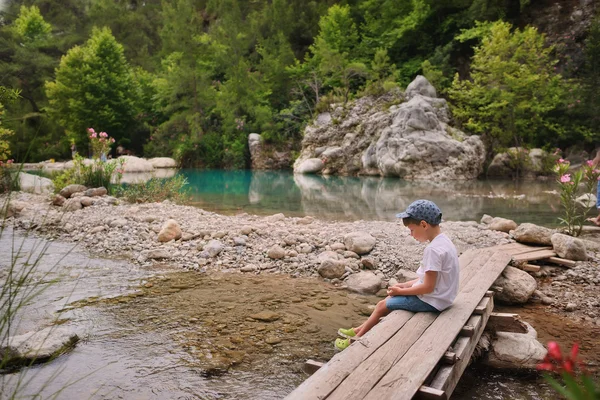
[442,352,456,365]
[416,386,447,400]
[303,360,324,376]
[485,312,528,334]
[521,263,541,272]
[474,297,491,314]
[512,249,557,262]
[546,257,577,268]
[484,291,494,297]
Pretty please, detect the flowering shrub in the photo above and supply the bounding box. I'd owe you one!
[0,159,19,194]
[52,155,124,195]
[555,158,600,236]
[538,341,598,400]
[88,128,115,159]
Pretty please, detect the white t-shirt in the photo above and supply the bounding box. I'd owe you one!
[413,233,459,311]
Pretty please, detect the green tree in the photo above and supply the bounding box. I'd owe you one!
[0,87,20,161]
[45,27,141,151]
[13,5,52,42]
[448,21,570,151]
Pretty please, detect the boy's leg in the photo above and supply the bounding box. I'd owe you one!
[356,299,391,337]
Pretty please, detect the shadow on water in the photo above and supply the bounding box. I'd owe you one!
[182,170,561,226]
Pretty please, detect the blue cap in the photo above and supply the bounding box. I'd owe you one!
[396,200,442,225]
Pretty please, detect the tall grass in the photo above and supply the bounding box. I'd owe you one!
[116,174,189,204]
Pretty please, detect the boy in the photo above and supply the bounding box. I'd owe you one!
[335,199,459,351]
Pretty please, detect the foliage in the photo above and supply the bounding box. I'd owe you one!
[0,160,20,194]
[538,342,599,400]
[87,128,116,159]
[554,158,600,237]
[505,147,532,180]
[45,27,141,153]
[51,155,124,195]
[448,21,571,152]
[13,5,52,43]
[116,175,189,204]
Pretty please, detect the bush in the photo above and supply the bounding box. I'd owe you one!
[116,175,189,204]
[0,160,19,194]
[51,155,124,195]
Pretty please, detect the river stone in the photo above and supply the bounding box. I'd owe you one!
[250,311,280,322]
[149,157,177,168]
[395,269,419,283]
[233,236,247,246]
[487,217,517,233]
[63,198,82,211]
[344,231,376,255]
[267,245,286,259]
[551,233,587,261]
[18,172,54,194]
[109,218,128,228]
[59,184,87,199]
[297,216,315,225]
[240,226,253,235]
[296,158,324,174]
[483,322,546,369]
[84,187,108,197]
[117,155,154,172]
[493,266,537,304]
[2,326,79,366]
[512,223,554,245]
[345,271,383,295]
[79,196,94,207]
[317,250,341,262]
[205,240,224,257]
[158,219,182,242]
[141,249,171,260]
[240,265,257,272]
[52,194,66,206]
[480,214,493,224]
[361,257,377,270]
[318,259,346,279]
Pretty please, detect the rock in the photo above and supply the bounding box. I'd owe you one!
[249,311,280,322]
[345,271,383,295]
[109,218,127,228]
[565,302,578,312]
[240,226,253,235]
[317,251,341,262]
[488,217,517,233]
[512,223,554,245]
[483,322,546,369]
[267,245,286,259]
[1,326,78,366]
[551,233,587,261]
[233,236,247,246]
[116,156,154,172]
[344,232,376,255]
[63,198,82,211]
[84,187,108,197]
[204,240,224,257]
[149,157,177,168]
[317,259,346,279]
[576,193,596,208]
[18,172,54,194]
[158,219,182,242]
[295,158,324,174]
[361,257,377,270]
[480,214,493,224]
[395,269,419,283]
[89,226,105,234]
[79,196,94,207]
[297,216,315,225]
[405,75,437,98]
[59,184,87,199]
[140,249,172,260]
[493,266,537,304]
[240,265,257,272]
[267,213,285,222]
[52,194,66,206]
[248,133,292,170]
[388,278,399,287]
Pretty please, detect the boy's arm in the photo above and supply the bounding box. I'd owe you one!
[394,278,419,288]
[387,272,437,296]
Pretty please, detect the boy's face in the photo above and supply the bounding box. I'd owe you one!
[405,221,429,242]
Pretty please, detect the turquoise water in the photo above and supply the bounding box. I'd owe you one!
[181,169,562,226]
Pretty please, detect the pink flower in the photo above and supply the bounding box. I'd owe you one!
[90,132,97,138]
[7,159,13,164]
[586,160,594,166]
[110,138,115,143]
[558,158,565,164]
[0,161,3,167]
[88,128,95,133]
[560,174,571,183]
[100,131,108,138]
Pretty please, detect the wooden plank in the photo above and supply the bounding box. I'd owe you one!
[474,297,491,314]
[512,249,557,262]
[425,297,494,399]
[304,360,325,376]
[504,246,552,256]
[326,313,437,400]
[485,312,528,334]
[284,311,415,400]
[521,263,541,272]
[416,386,446,400]
[546,257,577,268]
[459,315,482,337]
[363,252,511,400]
[485,243,530,252]
[484,291,494,297]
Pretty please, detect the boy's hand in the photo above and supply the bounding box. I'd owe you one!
[387,286,403,296]
[394,282,412,288]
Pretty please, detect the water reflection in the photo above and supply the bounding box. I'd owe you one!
[182,170,561,226]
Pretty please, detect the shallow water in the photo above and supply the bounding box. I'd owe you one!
[2,229,597,400]
[181,170,562,226]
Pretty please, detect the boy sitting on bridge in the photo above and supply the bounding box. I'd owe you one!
[335,199,460,351]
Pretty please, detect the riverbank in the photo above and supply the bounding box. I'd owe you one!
[3,191,600,367]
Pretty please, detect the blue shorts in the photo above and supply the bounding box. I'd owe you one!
[385,295,439,313]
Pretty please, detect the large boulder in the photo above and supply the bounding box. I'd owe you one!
[512,223,554,245]
[117,156,155,172]
[295,158,324,174]
[483,322,547,369]
[293,76,485,180]
[487,217,517,233]
[487,148,551,178]
[59,184,87,199]
[149,157,177,168]
[345,271,383,295]
[18,172,54,194]
[551,233,587,261]
[493,266,537,304]
[317,259,346,279]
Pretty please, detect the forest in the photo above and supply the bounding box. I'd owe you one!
[0,0,599,169]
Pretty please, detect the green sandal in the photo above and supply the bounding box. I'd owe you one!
[334,338,351,351]
[337,327,357,339]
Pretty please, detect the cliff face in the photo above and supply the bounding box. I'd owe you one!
[293,76,486,181]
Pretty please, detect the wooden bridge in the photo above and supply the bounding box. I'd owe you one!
[285,243,557,400]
